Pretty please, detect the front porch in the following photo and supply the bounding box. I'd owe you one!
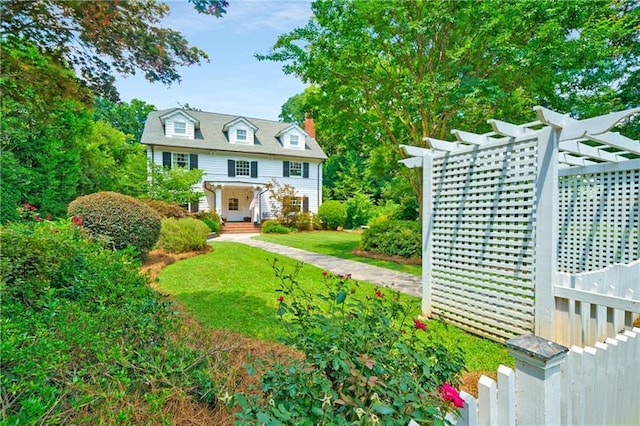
[203,182,265,223]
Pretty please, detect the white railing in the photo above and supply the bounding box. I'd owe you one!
[554,259,640,347]
[447,328,639,426]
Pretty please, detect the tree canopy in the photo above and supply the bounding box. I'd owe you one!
[264,0,639,205]
[1,0,228,100]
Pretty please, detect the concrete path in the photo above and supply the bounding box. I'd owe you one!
[212,233,422,298]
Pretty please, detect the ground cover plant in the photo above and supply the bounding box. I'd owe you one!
[255,231,422,276]
[0,220,223,424]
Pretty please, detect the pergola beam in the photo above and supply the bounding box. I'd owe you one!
[559,140,629,163]
[585,132,640,156]
[558,153,599,167]
[488,119,537,138]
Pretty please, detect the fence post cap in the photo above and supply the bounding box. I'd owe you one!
[505,335,569,363]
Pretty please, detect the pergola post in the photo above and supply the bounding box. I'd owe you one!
[422,152,434,316]
[534,126,559,340]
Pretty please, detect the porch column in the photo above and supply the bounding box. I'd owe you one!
[215,185,223,216]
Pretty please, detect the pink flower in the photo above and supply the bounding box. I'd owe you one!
[413,319,427,331]
[277,296,284,302]
[72,216,83,226]
[375,290,384,298]
[440,383,464,408]
[346,273,352,279]
[34,216,43,222]
[46,214,52,220]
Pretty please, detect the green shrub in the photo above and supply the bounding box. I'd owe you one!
[318,200,347,230]
[140,198,188,218]
[361,220,421,258]
[0,220,217,424]
[233,262,465,424]
[261,219,291,234]
[158,217,210,253]
[193,210,222,233]
[68,191,161,254]
[345,193,374,229]
[296,212,312,231]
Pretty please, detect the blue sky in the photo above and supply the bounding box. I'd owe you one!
[115,1,312,121]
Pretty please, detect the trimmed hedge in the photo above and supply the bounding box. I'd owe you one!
[68,191,161,254]
[360,220,421,258]
[158,217,211,253]
[193,210,222,233]
[261,219,291,234]
[318,200,347,230]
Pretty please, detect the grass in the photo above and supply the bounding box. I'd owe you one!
[156,241,513,372]
[254,230,422,276]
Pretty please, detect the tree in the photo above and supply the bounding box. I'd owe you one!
[147,164,205,205]
[1,0,228,100]
[261,0,639,205]
[78,121,147,197]
[93,98,156,143]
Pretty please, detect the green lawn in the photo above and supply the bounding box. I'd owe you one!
[156,241,513,372]
[254,230,422,276]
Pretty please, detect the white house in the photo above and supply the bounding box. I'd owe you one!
[141,109,327,222]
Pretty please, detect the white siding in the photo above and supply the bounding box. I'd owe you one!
[165,117,195,139]
[281,128,306,151]
[149,149,323,216]
[228,123,255,145]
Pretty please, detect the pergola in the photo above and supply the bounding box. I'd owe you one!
[400,106,639,341]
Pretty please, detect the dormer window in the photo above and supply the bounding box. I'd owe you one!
[223,117,258,145]
[290,135,299,146]
[237,129,247,141]
[174,121,186,135]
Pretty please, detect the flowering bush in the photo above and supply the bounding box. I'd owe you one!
[232,261,466,425]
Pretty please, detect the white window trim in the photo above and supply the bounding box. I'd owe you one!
[289,161,303,177]
[236,128,247,141]
[174,121,187,135]
[236,160,250,177]
[172,152,190,168]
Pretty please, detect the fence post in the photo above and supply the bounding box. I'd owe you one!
[421,152,434,316]
[534,126,559,340]
[505,335,568,425]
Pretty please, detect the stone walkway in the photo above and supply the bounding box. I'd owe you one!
[212,233,422,298]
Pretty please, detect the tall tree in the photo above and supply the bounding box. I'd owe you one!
[1,0,228,100]
[261,0,639,204]
[94,98,156,143]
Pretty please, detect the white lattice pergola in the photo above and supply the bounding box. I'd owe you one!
[401,106,640,341]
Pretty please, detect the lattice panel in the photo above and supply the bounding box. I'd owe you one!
[558,168,640,274]
[429,139,538,340]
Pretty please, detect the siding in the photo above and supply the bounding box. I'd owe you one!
[148,149,323,214]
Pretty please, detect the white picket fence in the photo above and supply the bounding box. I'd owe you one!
[554,259,640,347]
[446,328,639,426]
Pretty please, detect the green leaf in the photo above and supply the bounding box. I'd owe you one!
[336,290,347,304]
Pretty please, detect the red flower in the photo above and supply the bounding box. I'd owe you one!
[72,216,84,226]
[34,216,43,222]
[413,319,427,331]
[277,296,284,302]
[346,273,352,279]
[375,290,384,298]
[322,271,328,277]
[439,383,464,408]
[46,214,52,220]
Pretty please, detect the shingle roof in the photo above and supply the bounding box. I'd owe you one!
[141,109,327,160]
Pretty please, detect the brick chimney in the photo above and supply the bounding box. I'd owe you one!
[304,113,316,138]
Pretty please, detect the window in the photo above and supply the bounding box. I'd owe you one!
[290,135,299,146]
[172,152,189,168]
[174,121,186,135]
[228,198,239,211]
[290,197,302,212]
[289,161,302,177]
[236,160,250,177]
[236,129,247,141]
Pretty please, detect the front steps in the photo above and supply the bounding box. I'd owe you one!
[220,222,260,234]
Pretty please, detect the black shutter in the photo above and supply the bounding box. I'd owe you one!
[250,161,258,178]
[189,154,198,169]
[302,197,309,213]
[283,161,290,177]
[190,201,199,212]
[163,152,171,168]
[303,162,310,178]
[228,159,236,177]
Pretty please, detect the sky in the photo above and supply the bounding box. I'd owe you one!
[115,0,313,121]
